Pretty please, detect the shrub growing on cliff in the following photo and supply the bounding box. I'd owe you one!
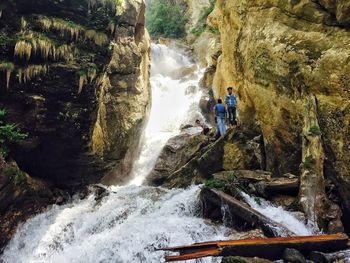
[146,0,187,38]
[0,109,28,156]
[190,0,217,37]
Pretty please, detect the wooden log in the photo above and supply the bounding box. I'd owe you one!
[201,187,296,237]
[255,178,299,197]
[161,234,349,262]
[309,249,350,263]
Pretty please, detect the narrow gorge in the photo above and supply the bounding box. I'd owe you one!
[0,0,350,262]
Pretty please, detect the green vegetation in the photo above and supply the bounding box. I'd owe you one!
[146,0,187,38]
[0,109,28,156]
[0,61,14,70]
[204,171,243,196]
[309,125,321,136]
[190,0,217,37]
[4,166,29,188]
[303,155,316,170]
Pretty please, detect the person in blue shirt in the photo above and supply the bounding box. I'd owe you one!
[213,98,227,137]
[225,87,237,127]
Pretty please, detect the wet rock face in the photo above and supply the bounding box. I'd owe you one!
[147,132,208,186]
[0,155,55,250]
[0,0,150,187]
[165,128,264,188]
[209,0,350,230]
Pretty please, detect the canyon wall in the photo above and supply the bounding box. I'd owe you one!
[0,0,150,187]
[207,0,350,230]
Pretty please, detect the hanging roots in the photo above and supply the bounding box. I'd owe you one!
[17,65,48,84]
[38,16,82,40]
[14,32,74,62]
[14,40,33,60]
[21,17,27,30]
[78,71,87,94]
[0,62,15,89]
[37,16,109,46]
[85,30,109,46]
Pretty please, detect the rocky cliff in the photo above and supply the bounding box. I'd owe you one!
[0,0,150,187]
[207,0,350,231]
[0,0,150,249]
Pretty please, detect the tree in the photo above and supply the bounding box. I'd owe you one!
[146,0,187,38]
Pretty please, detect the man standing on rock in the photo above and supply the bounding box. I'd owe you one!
[213,98,227,137]
[225,87,237,127]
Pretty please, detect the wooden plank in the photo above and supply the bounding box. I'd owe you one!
[201,188,296,237]
[161,234,349,262]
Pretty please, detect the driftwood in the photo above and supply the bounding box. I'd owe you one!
[255,177,299,197]
[160,234,349,262]
[201,188,296,237]
[309,249,350,263]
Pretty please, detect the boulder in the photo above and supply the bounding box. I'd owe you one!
[0,158,56,250]
[147,132,208,186]
[282,248,307,263]
[164,128,264,188]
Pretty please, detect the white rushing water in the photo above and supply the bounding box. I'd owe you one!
[128,43,204,186]
[1,43,315,263]
[1,186,235,263]
[241,192,314,236]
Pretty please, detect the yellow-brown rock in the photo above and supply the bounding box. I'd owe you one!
[92,0,151,184]
[209,0,350,229]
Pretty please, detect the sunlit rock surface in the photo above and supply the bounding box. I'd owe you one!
[208,0,350,230]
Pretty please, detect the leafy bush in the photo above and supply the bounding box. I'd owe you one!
[146,0,187,38]
[0,109,27,156]
[190,0,217,37]
[309,125,321,136]
[204,171,243,196]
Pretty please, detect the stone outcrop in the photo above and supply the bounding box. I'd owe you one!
[208,0,350,231]
[318,0,350,26]
[0,0,150,187]
[0,155,58,251]
[164,128,264,188]
[147,131,208,186]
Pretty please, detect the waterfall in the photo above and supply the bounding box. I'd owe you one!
[128,43,204,186]
[1,44,315,263]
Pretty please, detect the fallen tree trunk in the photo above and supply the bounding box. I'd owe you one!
[160,234,349,262]
[201,187,296,237]
[255,178,299,197]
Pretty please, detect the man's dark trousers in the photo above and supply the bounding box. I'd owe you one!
[228,106,237,125]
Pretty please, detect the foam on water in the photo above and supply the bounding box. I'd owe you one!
[241,192,314,236]
[1,186,234,263]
